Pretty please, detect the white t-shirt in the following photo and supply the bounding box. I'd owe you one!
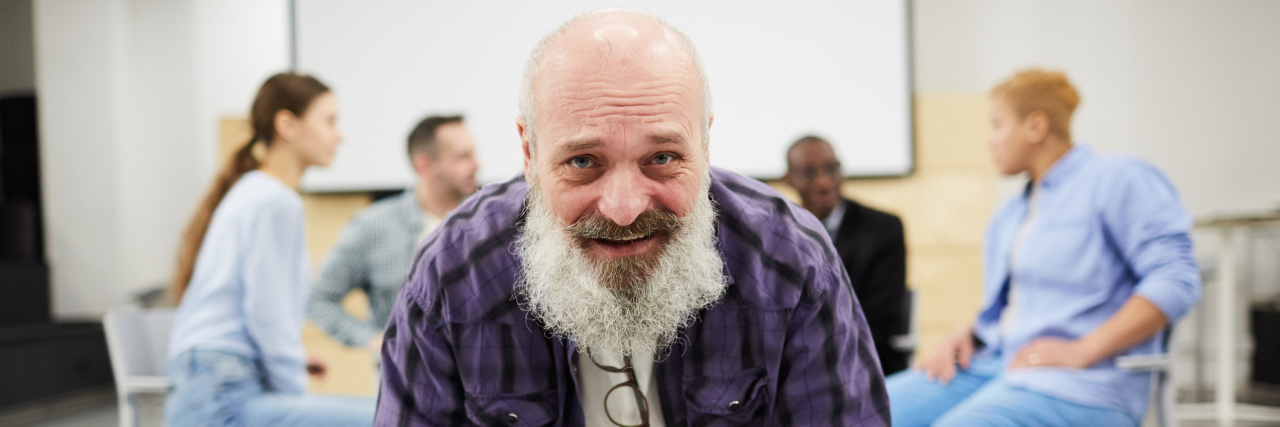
[416,211,442,243]
[1000,186,1040,339]
[579,349,667,427]
[821,199,847,240]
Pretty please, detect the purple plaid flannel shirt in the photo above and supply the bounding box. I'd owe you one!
[375,168,890,426]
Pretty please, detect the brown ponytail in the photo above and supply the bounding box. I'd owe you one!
[171,73,330,303]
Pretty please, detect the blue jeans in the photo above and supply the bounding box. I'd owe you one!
[887,357,1137,427]
[164,349,375,427]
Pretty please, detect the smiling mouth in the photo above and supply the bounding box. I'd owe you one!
[583,232,667,259]
[594,233,654,245]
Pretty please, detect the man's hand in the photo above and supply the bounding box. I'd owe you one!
[366,333,384,356]
[306,353,329,380]
[1009,337,1093,370]
[914,324,975,385]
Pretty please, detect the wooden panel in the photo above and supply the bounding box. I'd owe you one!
[300,193,374,396]
[301,193,373,271]
[218,117,253,165]
[303,319,378,397]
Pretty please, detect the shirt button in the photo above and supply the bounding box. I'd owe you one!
[728,400,741,411]
[506,413,519,425]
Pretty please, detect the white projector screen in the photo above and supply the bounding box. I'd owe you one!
[295,1,912,191]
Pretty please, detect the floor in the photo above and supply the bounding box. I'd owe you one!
[0,387,119,427]
[15,403,116,427]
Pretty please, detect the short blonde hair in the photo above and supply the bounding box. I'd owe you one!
[992,69,1081,139]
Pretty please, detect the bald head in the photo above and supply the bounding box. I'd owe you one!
[519,10,711,147]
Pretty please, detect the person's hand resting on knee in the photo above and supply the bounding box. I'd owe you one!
[916,323,977,385]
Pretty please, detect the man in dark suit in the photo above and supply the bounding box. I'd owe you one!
[784,135,910,375]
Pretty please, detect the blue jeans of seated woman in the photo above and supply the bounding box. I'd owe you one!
[164,349,375,427]
[887,356,1138,427]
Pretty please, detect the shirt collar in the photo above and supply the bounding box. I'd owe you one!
[821,200,846,238]
[1038,143,1093,189]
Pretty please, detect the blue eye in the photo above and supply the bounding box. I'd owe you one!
[569,156,594,168]
[653,154,673,165]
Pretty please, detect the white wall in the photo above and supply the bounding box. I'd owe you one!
[914,0,1280,218]
[0,0,35,95]
[35,0,289,319]
[294,1,913,190]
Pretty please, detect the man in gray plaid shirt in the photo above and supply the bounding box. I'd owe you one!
[307,115,479,354]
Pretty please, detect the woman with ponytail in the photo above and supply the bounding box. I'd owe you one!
[164,73,374,426]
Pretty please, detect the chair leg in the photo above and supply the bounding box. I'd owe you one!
[1159,370,1177,427]
[117,392,133,427]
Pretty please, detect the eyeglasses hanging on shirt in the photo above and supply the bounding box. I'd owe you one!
[588,351,651,427]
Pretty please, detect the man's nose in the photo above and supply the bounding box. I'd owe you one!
[596,167,649,227]
[812,172,835,190]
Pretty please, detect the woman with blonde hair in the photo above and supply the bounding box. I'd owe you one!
[164,73,374,426]
[886,69,1201,426]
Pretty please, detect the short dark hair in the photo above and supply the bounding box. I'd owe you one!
[786,135,832,169]
[407,115,464,158]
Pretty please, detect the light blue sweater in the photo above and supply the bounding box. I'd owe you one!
[168,171,311,394]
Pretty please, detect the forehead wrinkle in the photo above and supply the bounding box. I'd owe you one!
[568,93,690,114]
[546,86,694,126]
[556,76,695,109]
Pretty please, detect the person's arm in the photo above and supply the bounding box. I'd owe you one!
[242,196,309,394]
[306,217,380,348]
[374,268,466,426]
[1012,161,1201,369]
[775,268,890,426]
[1010,295,1166,369]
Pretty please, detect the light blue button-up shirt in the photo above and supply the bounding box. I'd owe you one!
[972,145,1201,419]
[168,171,311,394]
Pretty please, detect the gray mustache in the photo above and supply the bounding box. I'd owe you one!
[566,210,681,241]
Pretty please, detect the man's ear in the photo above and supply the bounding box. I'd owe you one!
[1024,111,1050,144]
[518,115,534,182]
[704,113,715,152]
[411,152,432,176]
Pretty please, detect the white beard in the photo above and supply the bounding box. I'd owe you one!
[514,175,727,358]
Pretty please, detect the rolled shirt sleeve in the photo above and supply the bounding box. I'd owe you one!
[1103,160,1202,323]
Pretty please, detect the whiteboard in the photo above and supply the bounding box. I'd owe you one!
[295,1,912,191]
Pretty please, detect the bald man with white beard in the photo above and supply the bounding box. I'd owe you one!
[376,10,889,426]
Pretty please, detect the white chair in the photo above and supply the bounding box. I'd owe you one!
[104,309,175,427]
[1116,327,1177,427]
